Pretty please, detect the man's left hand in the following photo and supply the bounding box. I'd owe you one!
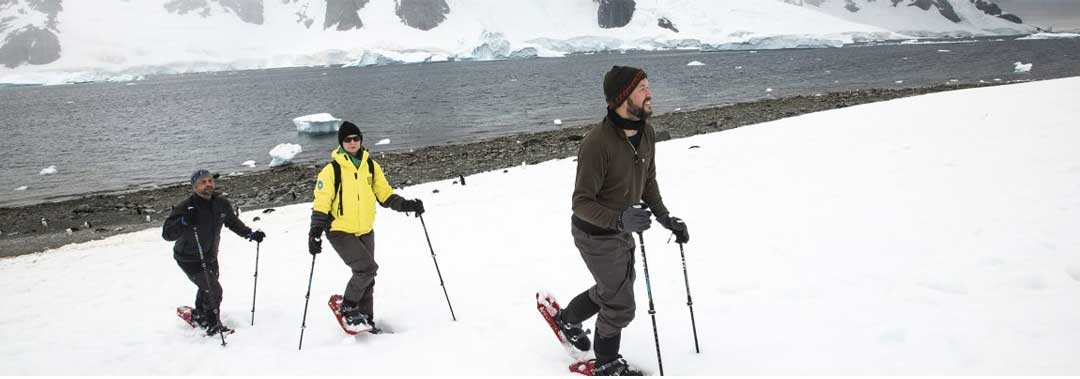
[657,214,689,244]
[247,230,266,243]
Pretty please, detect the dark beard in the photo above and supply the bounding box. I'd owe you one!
[628,99,652,120]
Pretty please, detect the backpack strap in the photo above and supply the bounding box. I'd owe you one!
[330,160,343,216]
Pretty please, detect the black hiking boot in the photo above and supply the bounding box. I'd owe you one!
[555,310,591,352]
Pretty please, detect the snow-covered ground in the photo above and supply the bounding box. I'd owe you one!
[0,0,1036,85]
[2,77,1078,375]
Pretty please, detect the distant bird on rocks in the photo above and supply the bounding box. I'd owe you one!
[65,228,73,236]
[145,215,151,222]
[263,208,276,214]
[459,174,466,186]
[82,221,92,229]
[40,217,48,229]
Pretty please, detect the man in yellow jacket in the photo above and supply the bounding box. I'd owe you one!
[308,121,424,333]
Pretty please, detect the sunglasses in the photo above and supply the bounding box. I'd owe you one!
[342,136,362,143]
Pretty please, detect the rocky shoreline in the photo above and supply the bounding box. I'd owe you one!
[0,83,999,258]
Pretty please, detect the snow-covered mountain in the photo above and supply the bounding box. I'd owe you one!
[781,0,1028,36]
[0,0,1035,84]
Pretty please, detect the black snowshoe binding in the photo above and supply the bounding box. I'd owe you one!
[341,302,373,331]
[555,310,592,352]
[593,357,644,376]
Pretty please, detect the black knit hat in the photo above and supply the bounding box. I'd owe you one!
[337,121,362,146]
[603,65,647,109]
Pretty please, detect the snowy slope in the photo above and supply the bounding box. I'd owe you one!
[2,77,1079,374]
[0,0,1037,85]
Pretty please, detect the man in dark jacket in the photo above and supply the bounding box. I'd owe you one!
[162,169,265,335]
[554,66,690,376]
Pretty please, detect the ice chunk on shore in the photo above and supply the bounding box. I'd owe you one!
[1014,62,1032,73]
[687,61,706,66]
[39,166,57,175]
[269,143,302,167]
[293,113,342,134]
[375,138,391,146]
[553,119,563,126]
[242,160,256,168]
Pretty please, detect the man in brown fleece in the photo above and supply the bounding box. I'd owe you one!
[554,65,690,376]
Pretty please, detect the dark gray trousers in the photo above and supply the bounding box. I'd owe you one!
[177,259,223,322]
[327,230,377,319]
[570,222,637,338]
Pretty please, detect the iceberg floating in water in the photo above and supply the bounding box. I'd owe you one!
[375,138,391,146]
[269,143,302,167]
[39,166,57,175]
[1013,61,1032,73]
[14,185,28,191]
[687,61,705,66]
[241,160,256,168]
[294,113,342,134]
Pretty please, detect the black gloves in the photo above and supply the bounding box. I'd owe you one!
[386,195,425,216]
[400,199,424,215]
[617,206,652,233]
[247,230,265,243]
[181,206,197,227]
[657,214,689,244]
[308,226,323,255]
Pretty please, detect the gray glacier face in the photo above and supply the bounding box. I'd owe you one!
[0,0,62,68]
[395,0,449,31]
[324,0,369,31]
[163,0,266,25]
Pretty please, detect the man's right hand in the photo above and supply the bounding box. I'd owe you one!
[181,206,197,227]
[308,226,323,255]
[617,206,652,233]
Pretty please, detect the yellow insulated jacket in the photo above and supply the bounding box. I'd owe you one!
[312,148,395,236]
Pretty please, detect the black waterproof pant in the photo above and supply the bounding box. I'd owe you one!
[177,259,223,323]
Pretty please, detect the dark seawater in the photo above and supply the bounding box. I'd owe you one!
[1,38,1078,207]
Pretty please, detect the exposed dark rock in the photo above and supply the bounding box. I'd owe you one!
[997,13,1022,24]
[0,26,61,68]
[324,0,370,30]
[395,0,449,31]
[596,0,635,29]
[164,0,264,24]
[845,0,860,12]
[657,17,679,33]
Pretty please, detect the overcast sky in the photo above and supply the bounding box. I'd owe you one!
[994,0,1080,30]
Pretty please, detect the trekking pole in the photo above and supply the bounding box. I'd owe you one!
[250,241,260,326]
[419,213,456,321]
[677,242,700,353]
[638,231,664,375]
[192,224,227,347]
[298,254,317,350]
